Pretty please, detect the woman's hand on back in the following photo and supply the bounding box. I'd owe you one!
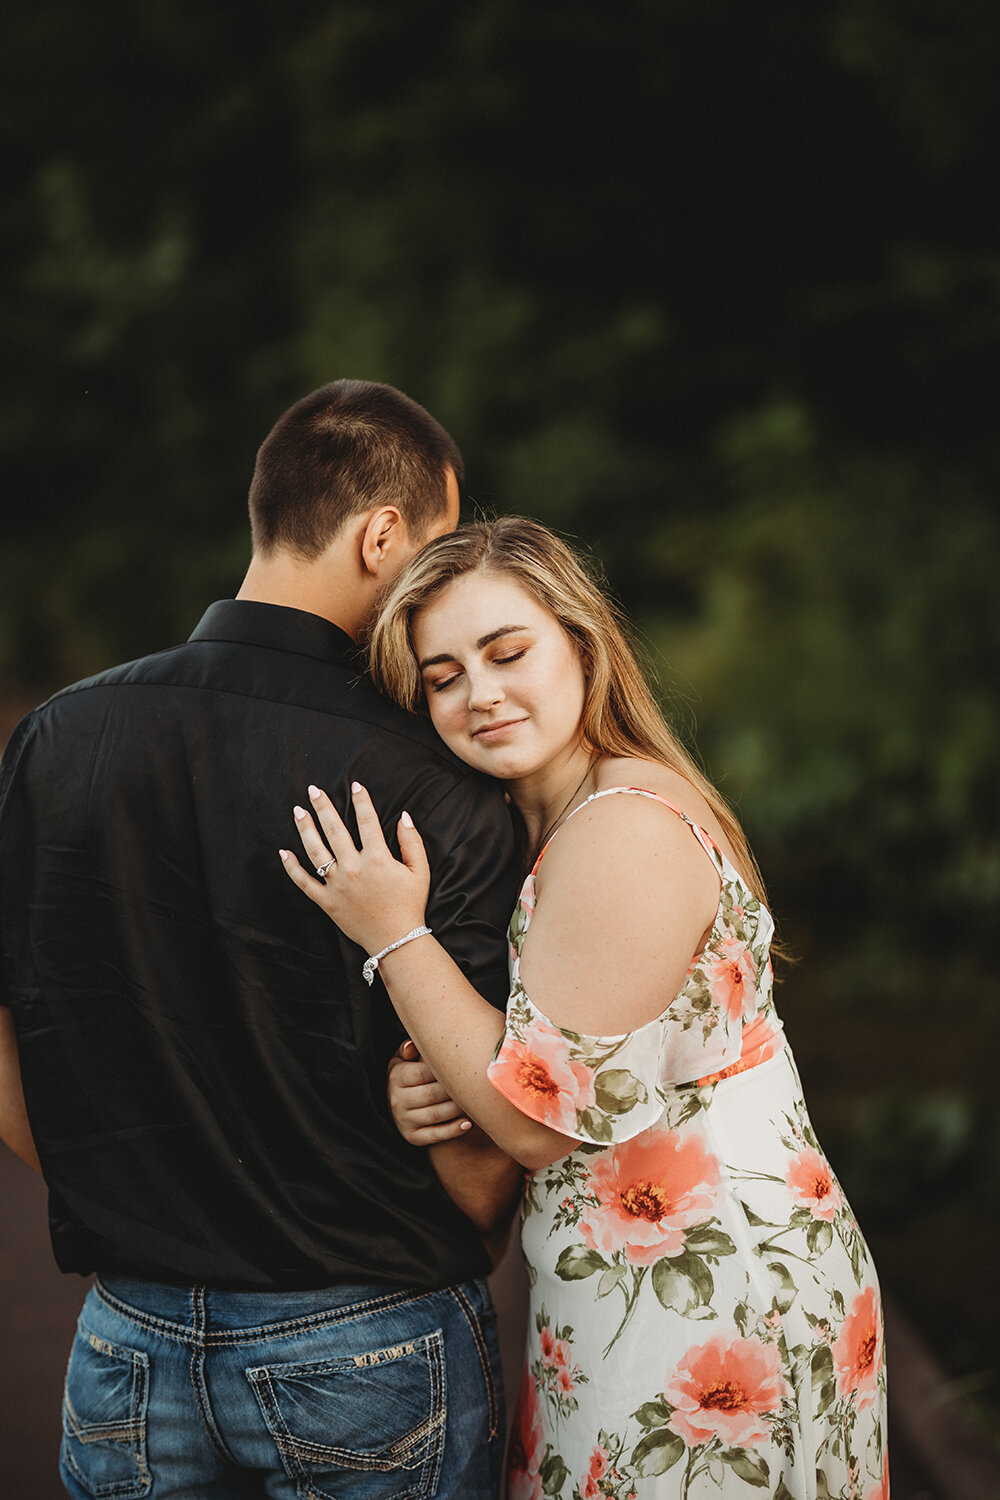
[280,782,430,957]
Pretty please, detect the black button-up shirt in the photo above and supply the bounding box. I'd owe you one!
[0,601,518,1290]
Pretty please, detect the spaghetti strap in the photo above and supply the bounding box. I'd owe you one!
[532,784,725,878]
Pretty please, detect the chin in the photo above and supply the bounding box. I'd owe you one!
[467,750,525,781]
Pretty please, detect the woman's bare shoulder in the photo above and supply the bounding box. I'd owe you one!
[594,756,736,859]
[522,759,725,1033]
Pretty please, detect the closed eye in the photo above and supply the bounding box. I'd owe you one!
[428,671,462,693]
[426,646,527,693]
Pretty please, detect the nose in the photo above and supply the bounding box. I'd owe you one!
[467,667,504,713]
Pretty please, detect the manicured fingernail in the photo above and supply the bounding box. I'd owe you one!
[293,806,306,819]
[401,810,414,828]
[308,785,321,799]
[460,1120,472,1131]
[351,780,362,793]
[279,849,289,862]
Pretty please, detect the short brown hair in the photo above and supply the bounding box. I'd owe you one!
[248,380,464,558]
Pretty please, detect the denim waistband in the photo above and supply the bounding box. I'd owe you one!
[94,1275,487,1348]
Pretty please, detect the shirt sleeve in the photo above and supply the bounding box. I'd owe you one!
[413,773,519,1013]
[0,711,39,1011]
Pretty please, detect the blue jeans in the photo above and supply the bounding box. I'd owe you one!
[59,1275,504,1500]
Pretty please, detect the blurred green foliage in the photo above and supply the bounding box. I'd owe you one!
[2,0,999,1423]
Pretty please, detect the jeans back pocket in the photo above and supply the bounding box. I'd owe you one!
[61,1324,151,1498]
[247,1327,446,1500]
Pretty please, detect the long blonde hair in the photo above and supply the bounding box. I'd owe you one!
[369,516,769,906]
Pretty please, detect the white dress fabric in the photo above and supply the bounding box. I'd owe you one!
[488,788,887,1500]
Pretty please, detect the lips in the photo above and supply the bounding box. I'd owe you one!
[472,718,526,740]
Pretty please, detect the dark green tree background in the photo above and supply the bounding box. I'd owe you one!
[3,0,999,1437]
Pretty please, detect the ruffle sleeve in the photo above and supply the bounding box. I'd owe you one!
[486,977,749,1147]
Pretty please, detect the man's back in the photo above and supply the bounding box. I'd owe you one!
[0,600,517,1291]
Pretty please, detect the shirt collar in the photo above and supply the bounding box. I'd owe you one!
[189,600,362,669]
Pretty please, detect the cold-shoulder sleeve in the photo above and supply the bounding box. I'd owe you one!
[487,789,776,1145]
[487,984,752,1145]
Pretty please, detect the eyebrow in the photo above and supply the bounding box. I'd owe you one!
[418,625,530,670]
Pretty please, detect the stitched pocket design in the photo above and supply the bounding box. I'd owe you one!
[247,1328,446,1500]
[61,1325,151,1498]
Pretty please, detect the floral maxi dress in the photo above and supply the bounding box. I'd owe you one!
[487,788,887,1500]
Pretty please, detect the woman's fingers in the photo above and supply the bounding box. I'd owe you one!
[391,1079,455,1112]
[396,1077,453,1109]
[344,781,390,855]
[397,810,430,882]
[386,1043,471,1143]
[278,847,328,907]
[284,785,430,954]
[406,1099,469,1128]
[305,785,357,865]
[408,1118,473,1146]
[387,1058,458,1112]
[292,804,336,875]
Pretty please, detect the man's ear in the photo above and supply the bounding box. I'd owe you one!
[360,506,407,578]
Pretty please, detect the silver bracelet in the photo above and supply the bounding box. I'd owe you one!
[362,926,432,986]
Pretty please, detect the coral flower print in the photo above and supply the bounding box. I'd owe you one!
[786,1145,843,1221]
[834,1286,883,1410]
[494,789,885,1496]
[588,1445,609,1482]
[489,1017,596,1132]
[663,1332,786,1448]
[701,929,757,1022]
[508,1365,546,1500]
[579,1126,720,1264]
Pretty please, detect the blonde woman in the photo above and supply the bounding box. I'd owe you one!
[281,518,887,1499]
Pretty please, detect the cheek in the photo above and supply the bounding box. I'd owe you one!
[426,694,463,743]
[555,654,588,715]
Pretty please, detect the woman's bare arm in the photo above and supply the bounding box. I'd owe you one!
[282,783,717,1169]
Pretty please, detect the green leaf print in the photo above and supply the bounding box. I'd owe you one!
[816,1377,836,1418]
[651,1250,715,1314]
[806,1219,834,1256]
[738,1201,772,1228]
[663,1088,709,1127]
[630,1427,685,1476]
[811,1343,834,1394]
[767,1260,799,1313]
[555,1245,608,1280]
[577,1106,614,1143]
[597,1265,628,1298]
[719,1449,770,1486]
[508,904,528,953]
[684,1224,737,1259]
[540,1449,570,1495]
[632,1397,675,1428]
[774,1481,796,1500]
[593,1068,647,1113]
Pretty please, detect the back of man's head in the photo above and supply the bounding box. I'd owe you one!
[248,380,464,559]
